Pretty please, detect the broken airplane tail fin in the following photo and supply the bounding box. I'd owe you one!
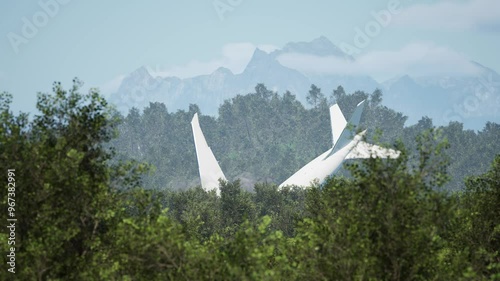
[330,103,347,147]
[325,100,366,159]
[191,113,226,194]
[326,100,400,159]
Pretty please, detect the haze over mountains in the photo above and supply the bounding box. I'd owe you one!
[109,36,500,130]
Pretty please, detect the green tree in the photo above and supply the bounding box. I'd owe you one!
[0,80,144,280]
[220,180,257,236]
[453,155,500,279]
[292,130,462,280]
[306,84,326,108]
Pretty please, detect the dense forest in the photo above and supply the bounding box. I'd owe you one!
[112,83,499,192]
[0,79,499,280]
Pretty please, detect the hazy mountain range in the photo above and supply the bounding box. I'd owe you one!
[109,36,500,130]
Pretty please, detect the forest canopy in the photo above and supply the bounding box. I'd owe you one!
[0,80,499,280]
[111,83,499,192]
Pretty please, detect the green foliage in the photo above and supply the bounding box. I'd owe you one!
[111,83,498,193]
[0,80,152,280]
[450,155,500,279]
[291,135,459,280]
[0,80,499,280]
[254,183,306,237]
[306,84,327,108]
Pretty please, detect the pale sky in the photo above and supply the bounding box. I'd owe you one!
[1,0,499,114]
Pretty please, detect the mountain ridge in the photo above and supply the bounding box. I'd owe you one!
[109,37,500,130]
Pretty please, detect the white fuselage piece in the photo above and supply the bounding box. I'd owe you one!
[278,131,365,187]
[278,100,399,188]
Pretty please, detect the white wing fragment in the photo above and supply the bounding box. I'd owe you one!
[346,141,400,159]
[191,113,226,194]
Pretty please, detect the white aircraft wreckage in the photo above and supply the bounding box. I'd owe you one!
[190,100,400,194]
[191,113,227,196]
[279,100,400,187]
